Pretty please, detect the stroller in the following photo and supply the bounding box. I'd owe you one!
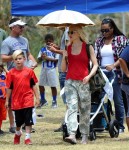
[89,89,119,140]
[62,78,119,141]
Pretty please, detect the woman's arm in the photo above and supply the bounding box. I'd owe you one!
[83,45,98,84]
[119,58,129,78]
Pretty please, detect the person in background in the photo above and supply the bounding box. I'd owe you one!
[37,34,59,108]
[0,28,7,54]
[62,25,98,144]
[0,63,8,135]
[94,18,129,133]
[5,50,40,145]
[1,17,38,133]
[48,28,69,132]
[119,45,129,131]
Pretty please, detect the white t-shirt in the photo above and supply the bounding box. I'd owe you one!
[101,44,115,71]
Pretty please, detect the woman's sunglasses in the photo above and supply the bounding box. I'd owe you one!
[68,31,77,35]
[101,28,111,33]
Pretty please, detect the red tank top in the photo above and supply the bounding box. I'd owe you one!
[66,42,89,81]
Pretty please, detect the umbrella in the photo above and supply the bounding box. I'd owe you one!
[36,9,95,27]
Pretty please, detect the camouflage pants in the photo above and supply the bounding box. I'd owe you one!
[65,79,91,135]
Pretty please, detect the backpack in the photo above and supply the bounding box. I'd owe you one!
[86,44,106,93]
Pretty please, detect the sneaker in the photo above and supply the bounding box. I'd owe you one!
[9,127,15,133]
[14,134,22,144]
[119,129,124,133]
[31,128,35,133]
[51,102,57,108]
[54,126,63,132]
[0,129,4,135]
[25,138,32,145]
[40,101,48,107]
[65,135,77,144]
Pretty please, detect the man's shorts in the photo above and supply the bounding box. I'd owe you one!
[14,107,34,127]
[0,99,7,120]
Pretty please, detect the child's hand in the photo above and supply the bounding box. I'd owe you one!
[5,101,9,109]
[35,98,40,107]
[41,53,47,60]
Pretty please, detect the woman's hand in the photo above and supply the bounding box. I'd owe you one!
[83,75,91,84]
[105,64,115,71]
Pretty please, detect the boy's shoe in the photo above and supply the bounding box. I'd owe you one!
[14,134,22,144]
[9,127,15,133]
[51,103,58,109]
[25,138,32,145]
[0,129,4,135]
[40,101,48,107]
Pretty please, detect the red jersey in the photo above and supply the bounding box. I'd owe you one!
[66,42,89,81]
[6,67,38,110]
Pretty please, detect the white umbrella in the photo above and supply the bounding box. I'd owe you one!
[36,9,95,27]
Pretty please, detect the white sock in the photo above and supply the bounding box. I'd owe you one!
[25,133,31,140]
[16,130,22,136]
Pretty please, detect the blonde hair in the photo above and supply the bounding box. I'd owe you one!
[12,50,25,60]
[69,25,88,43]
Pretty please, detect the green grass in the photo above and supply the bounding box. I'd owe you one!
[0,65,129,150]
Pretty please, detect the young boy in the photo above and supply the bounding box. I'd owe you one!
[5,50,40,145]
[0,63,8,135]
[37,34,59,108]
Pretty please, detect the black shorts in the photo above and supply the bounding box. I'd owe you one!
[14,107,34,127]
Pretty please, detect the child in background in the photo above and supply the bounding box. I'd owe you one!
[0,63,8,135]
[5,50,40,145]
[37,34,59,108]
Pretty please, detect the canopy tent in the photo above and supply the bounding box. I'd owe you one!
[11,0,129,16]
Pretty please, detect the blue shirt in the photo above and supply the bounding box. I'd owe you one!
[120,45,129,84]
[37,47,59,69]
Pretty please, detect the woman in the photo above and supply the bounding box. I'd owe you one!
[94,18,129,133]
[62,25,98,144]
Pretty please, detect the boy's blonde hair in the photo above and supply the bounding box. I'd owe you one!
[12,50,24,60]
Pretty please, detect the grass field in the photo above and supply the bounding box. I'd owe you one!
[0,65,129,150]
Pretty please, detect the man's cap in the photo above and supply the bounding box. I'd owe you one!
[9,19,27,28]
[12,50,24,60]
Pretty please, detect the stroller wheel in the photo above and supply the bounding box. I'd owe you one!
[109,120,119,138]
[89,130,96,141]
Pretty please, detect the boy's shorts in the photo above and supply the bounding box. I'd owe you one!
[0,99,7,120]
[14,107,34,127]
[39,68,58,87]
